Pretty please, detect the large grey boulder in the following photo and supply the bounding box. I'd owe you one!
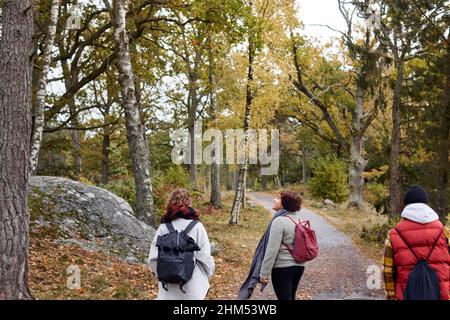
[29,176,155,263]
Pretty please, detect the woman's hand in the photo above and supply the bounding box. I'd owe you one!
[260,276,269,284]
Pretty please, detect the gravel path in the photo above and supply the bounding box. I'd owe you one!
[247,192,386,300]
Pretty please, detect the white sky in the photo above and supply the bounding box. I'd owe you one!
[296,0,347,45]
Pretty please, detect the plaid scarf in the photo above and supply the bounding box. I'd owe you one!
[161,204,200,223]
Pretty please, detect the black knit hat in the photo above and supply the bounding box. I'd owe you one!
[403,185,429,205]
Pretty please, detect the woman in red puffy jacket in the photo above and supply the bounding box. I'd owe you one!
[383,185,450,300]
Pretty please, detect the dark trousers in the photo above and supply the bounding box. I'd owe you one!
[271,266,305,300]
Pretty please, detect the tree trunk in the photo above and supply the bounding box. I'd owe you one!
[388,61,404,220]
[0,0,34,300]
[233,168,239,191]
[230,165,248,224]
[261,175,267,191]
[60,58,82,180]
[348,135,367,210]
[101,120,111,185]
[101,89,113,186]
[209,49,222,208]
[225,165,232,191]
[112,0,155,226]
[210,144,221,208]
[436,88,449,224]
[188,50,201,191]
[189,111,198,191]
[230,35,254,225]
[275,175,282,189]
[348,86,367,210]
[436,37,450,224]
[29,0,59,175]
[241,185,246,209]
[69,106,83,179]
[301,144,308,184]
[189,148,198,189]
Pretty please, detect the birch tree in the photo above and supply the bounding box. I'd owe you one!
[110,0,155,226]
[229,1,259,225]
[29,0,60,175]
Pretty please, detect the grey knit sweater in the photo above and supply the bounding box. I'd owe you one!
[259,212,305,277]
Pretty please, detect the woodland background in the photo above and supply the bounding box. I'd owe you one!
[0,0,448,299]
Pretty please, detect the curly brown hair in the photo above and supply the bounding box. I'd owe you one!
[166,188,191,211]
[280,190,302,212]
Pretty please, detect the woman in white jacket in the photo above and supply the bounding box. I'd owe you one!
[148,188,215,300]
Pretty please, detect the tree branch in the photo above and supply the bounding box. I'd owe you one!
[290,33,349,151]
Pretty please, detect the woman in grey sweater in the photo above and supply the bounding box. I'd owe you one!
[259,191,305,300]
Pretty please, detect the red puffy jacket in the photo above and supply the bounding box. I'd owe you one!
[390,219,450,300]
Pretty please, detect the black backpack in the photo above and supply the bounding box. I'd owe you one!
[394,227,443,300]
[156,220,201,293]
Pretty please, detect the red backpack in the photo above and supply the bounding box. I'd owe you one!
[283,216,319,262]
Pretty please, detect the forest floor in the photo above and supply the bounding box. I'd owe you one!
[29,190,386,300]
[29,223,157,299]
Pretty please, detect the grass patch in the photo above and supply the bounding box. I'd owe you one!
[199,192,271,299]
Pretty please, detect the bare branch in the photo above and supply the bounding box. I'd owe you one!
[44,105,101,132]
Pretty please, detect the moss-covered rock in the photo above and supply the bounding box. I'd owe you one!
[29,176,155,263]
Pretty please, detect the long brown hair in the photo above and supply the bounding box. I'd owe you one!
[160,188,199,223]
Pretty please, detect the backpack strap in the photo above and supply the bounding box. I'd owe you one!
[394,228,420,261]
[179,283,187,294]
[281,215,300,252]
[165,222,176,233]
[283,215,300,226]
[394,227,443,262]
[284,215,311,230]
[182,220,199,236]
[426,229,444,260]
